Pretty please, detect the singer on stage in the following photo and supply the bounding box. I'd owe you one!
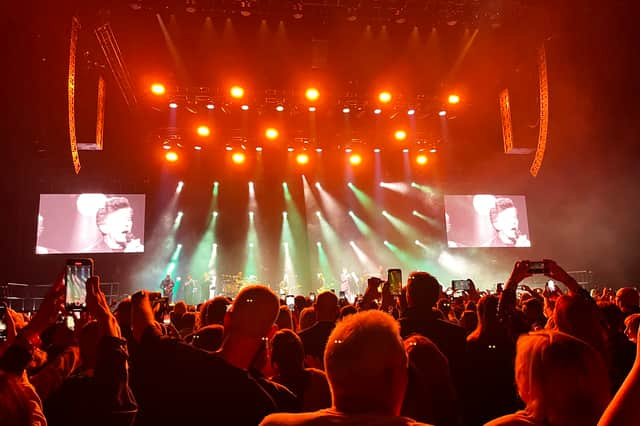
[486,197,531,247]
[85,196,144,252]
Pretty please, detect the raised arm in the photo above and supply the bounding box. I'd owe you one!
[598,325,640,426]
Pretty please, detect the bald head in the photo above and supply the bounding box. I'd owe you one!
[406,271,441,309]
[324,310,408,415]
[230,285,280,338]
[315,291,339,322]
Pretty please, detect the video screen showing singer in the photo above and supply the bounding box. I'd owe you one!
[486,197,531,247]
[85,197,144,253]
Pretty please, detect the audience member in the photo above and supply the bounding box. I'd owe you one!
[402,334,459,425]
[616,287,640,316]
[188,324,224,351]
[298,291,339,369]
[276,306,294,330]
[261,310,427,425]
[487,330,610,426]
[130,285,282,425]
[270,329,331,411]
[298,307,316,331]
[399,272,467,398]
[466,295,521,425]
[199,296,231,327]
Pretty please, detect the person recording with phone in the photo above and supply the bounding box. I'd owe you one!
[486,198,531,247]
[86,197,144,253]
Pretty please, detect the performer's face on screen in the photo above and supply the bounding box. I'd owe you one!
[100,208,133,245]
[494,207,519,241]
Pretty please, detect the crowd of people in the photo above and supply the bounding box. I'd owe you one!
[1,259,640,426]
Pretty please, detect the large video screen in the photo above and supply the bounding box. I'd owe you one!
[36,194,145,254]
[444,195,531,248]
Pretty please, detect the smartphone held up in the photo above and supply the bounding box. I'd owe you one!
[65,258,94,312]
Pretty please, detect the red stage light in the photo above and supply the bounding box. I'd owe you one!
[416,155,428,165]
[232,152,246,164]
[394,130,407,141]
[448,94,460,104]
[296,153,309,165]
[230,86,244,99]
[165,151,178,162]
[265,128,279,140]
[305,88,319,101]
[150,83,166,95]
[378,91,392,103]
[196,125,210,137]
[349,154,362,166]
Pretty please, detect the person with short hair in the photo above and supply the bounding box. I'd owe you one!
[261,310,429,425]
[616,287,640,316]
[486,198,530,247]
[130,284,283,425]
[297,291,339,369]
[86,196,144,252]
[399,272,467,399]
[270,329,331,412]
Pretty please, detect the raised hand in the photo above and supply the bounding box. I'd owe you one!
[86,276,121,338]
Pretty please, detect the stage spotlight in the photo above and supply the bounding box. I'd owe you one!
[382,210,388,216]
[315,182,322,189]
[248,211,254,219]
[287,147,295,152]
[308,106,317,112]
[348,210,354,216]
[342,107,350,113]
[349,240,355,246]
[316,211,321,217]
[196,125,210,137]
[176,181,184,193]
[165,151,179,162]
[416,155,428,165]
[430,147,437,153]
[383,240,390,246]
[231,152,246,164]
[282,182,288,188]
[194,145,202,151]
[394,130,407,141]
[241,104,249,111]
[378,91,392,103]
[305,88,319,101]
[276,105,284,112]
[150,83,166,95]
[256,146,263,152]
[345,148,353,153]
[213,211,218,217]
[169,102,178,109]
[296,153,309,165]
[349,154,362,165]
[315,147,323,153]
[415,240,421,246]
[282,211,288,218]
[249,243,254,248]
[230,86,244,99]
[206,103,215,110]
[448,94,460,104]
[373,108,382,115]
[439,110,447,117]
[407,109,416,116]
[373,148,381,153]
[316,241,321,247]
[225,145,233,151]
[402,148,409,153]
[162,144,171,150]
[265,128,279,140]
